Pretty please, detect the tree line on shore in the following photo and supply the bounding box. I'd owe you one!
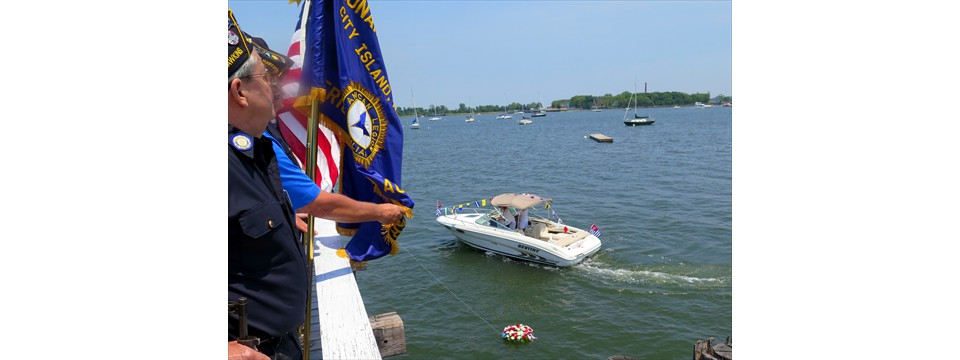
[395,91,732,117]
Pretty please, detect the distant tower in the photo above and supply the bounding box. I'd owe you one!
[644,82,647,93]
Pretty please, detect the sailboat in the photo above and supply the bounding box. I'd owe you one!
[465,109,476,122]
[495,105,512,119]
[429,105,442,121]
[410,91,420,129]
[623,84,655,126]
[532,98,547,117]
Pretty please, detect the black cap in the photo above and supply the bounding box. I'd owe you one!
[228,9,253,78]
[244,33,295,77]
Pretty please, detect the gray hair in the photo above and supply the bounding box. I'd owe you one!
[228,53,260,84]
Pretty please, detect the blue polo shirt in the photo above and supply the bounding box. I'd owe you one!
[262,131,322,210]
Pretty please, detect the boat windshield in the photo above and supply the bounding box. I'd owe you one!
[476,210,516,231]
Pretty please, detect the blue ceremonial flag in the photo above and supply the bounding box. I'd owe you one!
[294,0,414,262]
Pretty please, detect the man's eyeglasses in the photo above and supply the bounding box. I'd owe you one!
[242,72,282,86]
[241,72,271,82]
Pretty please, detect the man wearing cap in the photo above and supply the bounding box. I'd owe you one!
[228,9,307,360]
[228,9,405,360]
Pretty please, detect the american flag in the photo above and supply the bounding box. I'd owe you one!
[589,224,602,238]
[275,1,340,192]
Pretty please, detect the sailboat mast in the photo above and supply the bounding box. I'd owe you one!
[411,88,419,119]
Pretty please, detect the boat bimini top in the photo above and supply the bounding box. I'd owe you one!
[490,193,552,210]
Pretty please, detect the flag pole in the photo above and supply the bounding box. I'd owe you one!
[301,2,318,357]
[302,96,320,360]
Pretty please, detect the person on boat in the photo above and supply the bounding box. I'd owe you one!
[517,208,529,230]
[499,206,517,229]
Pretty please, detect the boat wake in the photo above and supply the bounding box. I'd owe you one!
[573,258,727,287]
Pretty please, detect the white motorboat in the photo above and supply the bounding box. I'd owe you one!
[436,193,602,267]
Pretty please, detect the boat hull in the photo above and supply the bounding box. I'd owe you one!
[437,214,601,267]
[624,119,655,126]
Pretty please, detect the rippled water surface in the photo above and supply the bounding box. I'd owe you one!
[352,107,730,359]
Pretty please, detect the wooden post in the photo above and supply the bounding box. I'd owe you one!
[693,336,731,360]
[369,312,406,358]
[693,338,713,360]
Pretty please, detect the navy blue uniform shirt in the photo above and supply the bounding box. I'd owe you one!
[228,126,307,340]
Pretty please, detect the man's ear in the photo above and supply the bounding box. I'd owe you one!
[229,78,248,107]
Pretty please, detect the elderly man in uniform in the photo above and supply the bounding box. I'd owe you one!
[227,10,403,360]
[246,33,405,233]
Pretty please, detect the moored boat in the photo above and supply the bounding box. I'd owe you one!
[624,115,655,126]
[623,85,655,126]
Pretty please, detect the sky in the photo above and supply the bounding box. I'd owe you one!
[228,0,731,109]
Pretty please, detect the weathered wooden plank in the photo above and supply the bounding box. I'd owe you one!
[712,344,731,360]
[312,218,382,360]
[369,312,406,358]
[693,337,731,360]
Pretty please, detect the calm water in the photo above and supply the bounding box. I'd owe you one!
[354,107,730,359]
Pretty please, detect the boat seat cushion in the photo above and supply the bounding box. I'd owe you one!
[524,223,548,240]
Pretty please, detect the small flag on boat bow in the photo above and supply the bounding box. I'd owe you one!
[589,224,602,238]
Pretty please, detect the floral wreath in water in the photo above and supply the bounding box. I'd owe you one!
[502,323,536,343]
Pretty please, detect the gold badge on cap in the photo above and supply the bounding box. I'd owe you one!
[231,133,253,151]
